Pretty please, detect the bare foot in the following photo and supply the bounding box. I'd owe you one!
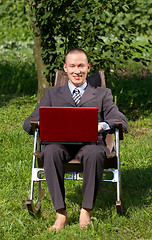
[48,209,68,231]
[79,208,91,229]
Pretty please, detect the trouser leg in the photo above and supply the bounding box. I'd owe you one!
[76,144,109,209]
[40,144,71,211]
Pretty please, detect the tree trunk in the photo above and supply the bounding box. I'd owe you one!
[33,36,50,104]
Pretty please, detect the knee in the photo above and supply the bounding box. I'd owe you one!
[42,144,70,166]
[83,145,105,158]
[78,145,106,168]
[41,144,64,162]
[77,146,105,174]
[42,144,58,157]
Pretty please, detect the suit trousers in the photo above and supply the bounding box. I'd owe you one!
[40,143,110,211]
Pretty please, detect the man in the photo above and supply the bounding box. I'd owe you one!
[23,48,128,230]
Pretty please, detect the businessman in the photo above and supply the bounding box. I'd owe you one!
[23,48,128,230]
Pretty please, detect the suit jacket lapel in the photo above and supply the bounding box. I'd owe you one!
[58,84,75,106]
[78,84,96,106]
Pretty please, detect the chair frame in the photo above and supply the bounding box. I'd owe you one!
[26,70,124,215]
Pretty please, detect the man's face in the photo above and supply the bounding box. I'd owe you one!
[63,52,91,87]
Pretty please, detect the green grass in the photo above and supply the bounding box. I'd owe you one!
[0,44,152,239]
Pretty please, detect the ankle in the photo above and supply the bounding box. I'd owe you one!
[57,208,67,215]
[81,208,91,215]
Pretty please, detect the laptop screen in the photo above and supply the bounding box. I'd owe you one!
[39,107,98,143]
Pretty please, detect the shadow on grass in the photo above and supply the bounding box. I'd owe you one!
[122,166,152,209]
[65,165,152,215]
[0,59,37,107]
[106,71,152,120]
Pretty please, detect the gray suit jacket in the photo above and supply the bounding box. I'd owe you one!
[23,83,128,137]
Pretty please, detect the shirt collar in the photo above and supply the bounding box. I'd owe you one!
[68,81,87,97]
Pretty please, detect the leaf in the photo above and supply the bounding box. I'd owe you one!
[42,11,51,19]
[37,3,43,9]
[135,48,143,53]
[142,61,147,67]
[133,58,140,62]
[148,39,152,44]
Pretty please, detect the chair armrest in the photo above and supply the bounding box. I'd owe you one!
[30,120,39,134]
[114,121,123,140]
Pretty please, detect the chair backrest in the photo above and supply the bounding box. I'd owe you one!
[54,70,106,88]
[54,70,115,153]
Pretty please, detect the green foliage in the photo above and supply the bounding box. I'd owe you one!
[30,0,152,82]
[0,0,30,27]
[107,69,152,120]
[0,0,33,42]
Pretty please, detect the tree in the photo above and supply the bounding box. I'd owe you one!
[29,0,152,101]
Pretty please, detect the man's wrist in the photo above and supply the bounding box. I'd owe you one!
[98,122,110,131]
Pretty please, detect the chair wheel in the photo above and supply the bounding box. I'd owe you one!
[116,200,123,214]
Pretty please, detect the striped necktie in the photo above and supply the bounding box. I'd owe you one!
[73,88,81,105]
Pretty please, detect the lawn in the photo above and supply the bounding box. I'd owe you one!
[0,43,152,239]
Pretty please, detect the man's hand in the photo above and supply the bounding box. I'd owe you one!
[98,124,102,132]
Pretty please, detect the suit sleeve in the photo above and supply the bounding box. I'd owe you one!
[23,88,52,135]
[102,89,128,132]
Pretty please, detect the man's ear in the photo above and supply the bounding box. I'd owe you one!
[63,63,67,72]
[88,63,91,72]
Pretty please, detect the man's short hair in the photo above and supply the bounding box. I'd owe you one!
[65,48,89,63]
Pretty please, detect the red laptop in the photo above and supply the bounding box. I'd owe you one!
[39,107,98,143]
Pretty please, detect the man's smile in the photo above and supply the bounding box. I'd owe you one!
[73,75,82,79]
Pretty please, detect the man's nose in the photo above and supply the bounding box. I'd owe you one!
[74,67,81,74]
